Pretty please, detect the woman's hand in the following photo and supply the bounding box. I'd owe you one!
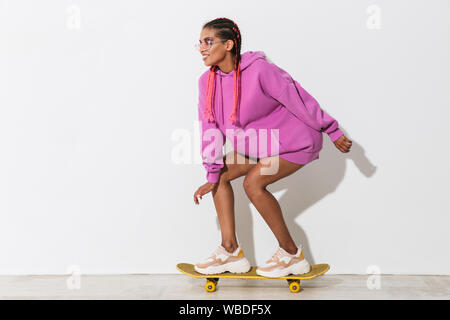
[193,182,218,205]
[333,134,352,153]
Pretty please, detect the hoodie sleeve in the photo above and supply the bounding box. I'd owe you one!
[198,76,225,183]
[259,61,344,142]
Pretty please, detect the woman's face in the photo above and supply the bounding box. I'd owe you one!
[198,28,232,66]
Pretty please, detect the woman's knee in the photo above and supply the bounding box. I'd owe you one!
[218,164,246,184]
[243,173,265,199]
[218,156,257,184]
[218,167,232,184]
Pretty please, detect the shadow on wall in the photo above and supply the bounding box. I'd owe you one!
[215,127,377,266]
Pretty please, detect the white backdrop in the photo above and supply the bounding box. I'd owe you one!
[0,0,449,275]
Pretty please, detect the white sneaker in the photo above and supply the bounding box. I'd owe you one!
[194,244,251,275]
[256,245,311,278]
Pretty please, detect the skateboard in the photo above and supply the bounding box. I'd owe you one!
[176,263,330,293]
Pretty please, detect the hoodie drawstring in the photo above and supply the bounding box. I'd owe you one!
[229,60,241,123]
[203,61,241,125]
[203,68,216,122]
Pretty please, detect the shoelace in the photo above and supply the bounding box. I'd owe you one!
[268,247,285,263]
[211,245,229,258]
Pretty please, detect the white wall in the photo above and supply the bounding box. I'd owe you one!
[0,0,449,275]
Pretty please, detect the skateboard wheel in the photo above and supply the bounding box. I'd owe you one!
[205,280,216,292]
[289,280,301,293]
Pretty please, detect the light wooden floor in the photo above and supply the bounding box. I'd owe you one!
[0,274,448,299]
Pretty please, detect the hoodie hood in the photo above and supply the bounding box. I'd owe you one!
[200,50,268,127]
[215,50,267,77]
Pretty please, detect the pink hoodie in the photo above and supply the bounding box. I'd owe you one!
[198,50,343,183]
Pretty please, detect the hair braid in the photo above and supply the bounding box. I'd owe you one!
[201,18,242,125]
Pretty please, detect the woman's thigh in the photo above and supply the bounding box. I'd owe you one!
[219,151,259,182]
[244,155,305,189]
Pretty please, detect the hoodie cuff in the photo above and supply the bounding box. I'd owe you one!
[206,171,221,183]
[327,128,344,142]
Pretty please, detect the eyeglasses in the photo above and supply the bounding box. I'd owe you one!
[195,38,227,51]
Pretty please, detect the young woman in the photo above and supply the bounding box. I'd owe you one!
[193,18,352,278]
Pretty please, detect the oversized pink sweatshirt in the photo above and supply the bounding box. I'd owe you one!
[198,51,343,183]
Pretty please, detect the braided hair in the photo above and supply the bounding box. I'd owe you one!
[202,17,242,124]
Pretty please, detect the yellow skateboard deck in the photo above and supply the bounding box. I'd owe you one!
[176,263,330,293]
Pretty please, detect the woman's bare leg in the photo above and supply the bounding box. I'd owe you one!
[212,151,258,253]
[243,156,305,255]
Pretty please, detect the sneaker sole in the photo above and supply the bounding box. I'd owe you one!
[256,259,311,278]
[195,258,251,275]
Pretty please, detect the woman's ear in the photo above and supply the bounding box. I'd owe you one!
[226,39,235,51]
